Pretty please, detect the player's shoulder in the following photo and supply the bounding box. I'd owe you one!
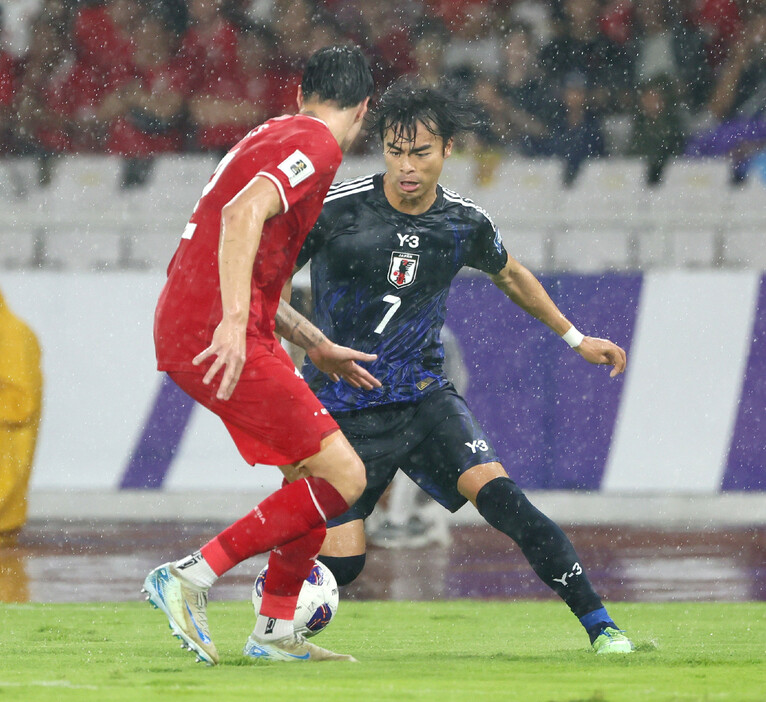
[439,185,498,229]
[239,115,340,181]
[243,115,335,151]
[322,173,378,208]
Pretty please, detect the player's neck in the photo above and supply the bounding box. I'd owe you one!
[382,175,438,216]
[299,105,358,153]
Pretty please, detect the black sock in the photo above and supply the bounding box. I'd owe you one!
[317,553,366,586]
[476,477,603,619]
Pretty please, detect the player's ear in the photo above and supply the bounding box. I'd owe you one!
[355,97,370,123]
[443,137,454,158]
[296,85,304,111]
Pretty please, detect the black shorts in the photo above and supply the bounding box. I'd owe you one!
[328,384,500,527]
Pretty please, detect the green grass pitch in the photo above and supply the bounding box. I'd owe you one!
[1,600,763,702]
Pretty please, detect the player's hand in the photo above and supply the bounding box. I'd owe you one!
[574,337,627,377]
[192,317,247,400]
[307,341,382,390]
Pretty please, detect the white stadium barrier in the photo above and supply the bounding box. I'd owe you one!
[1,154,765,273]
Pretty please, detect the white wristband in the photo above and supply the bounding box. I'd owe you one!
[562,326,585,348]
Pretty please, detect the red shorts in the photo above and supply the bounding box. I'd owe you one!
[169,342,338,466]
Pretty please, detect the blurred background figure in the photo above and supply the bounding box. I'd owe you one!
[687,0,743,69]
[70,0,142,151]
[686,8,766,181]
[0,7,16,156]
[0,288,42,546]
[550,70,606,186]
[628,75,686,185]
[407,19,450,86]
[14,15,76,183]
[473,21,555,184]
[628,0,710,112]
[539,0,632,115]
[101,12,189,186]
[188,24,275,156]
[437,0,502,82]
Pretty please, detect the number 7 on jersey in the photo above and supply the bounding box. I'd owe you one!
[374,295,401,334]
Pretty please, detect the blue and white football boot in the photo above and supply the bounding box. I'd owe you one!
[142,563,219,665]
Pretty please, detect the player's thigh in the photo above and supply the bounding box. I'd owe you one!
[402,386,502,512]
[319,519,366,558]
[170,344,337,466]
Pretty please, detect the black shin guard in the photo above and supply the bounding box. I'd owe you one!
[317,553,366,587]
[476,477,602,617]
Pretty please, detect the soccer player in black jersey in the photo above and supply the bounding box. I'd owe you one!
[279,80,633,654]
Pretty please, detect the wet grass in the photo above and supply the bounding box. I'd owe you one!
[1,601,763,701]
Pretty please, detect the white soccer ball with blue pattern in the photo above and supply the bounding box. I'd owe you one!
[252,560,339,638]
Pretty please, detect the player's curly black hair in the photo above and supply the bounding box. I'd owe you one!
[370,79,482,149]
[301,45,374,109]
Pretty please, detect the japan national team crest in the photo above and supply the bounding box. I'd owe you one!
[388,252,419,288]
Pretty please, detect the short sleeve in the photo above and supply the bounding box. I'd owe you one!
[464,213,508,275]
[256,133,339,214]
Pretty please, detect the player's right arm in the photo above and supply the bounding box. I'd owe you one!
[192,177,282,400]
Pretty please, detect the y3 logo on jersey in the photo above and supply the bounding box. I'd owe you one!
[396,233,420,248]
[465,440,489,453]
[388,252,419,288]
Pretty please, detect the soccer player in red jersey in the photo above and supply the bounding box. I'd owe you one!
[143,45,375,665]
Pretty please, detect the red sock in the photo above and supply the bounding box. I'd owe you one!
[259,525,326,620]
[200,476,348,576]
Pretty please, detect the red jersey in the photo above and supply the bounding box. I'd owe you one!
[155,114,342,370]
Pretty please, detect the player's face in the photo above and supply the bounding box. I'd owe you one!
[382,121,453,215]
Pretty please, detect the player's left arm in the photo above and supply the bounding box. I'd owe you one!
[276,280,381,390]
[489,255,627,377]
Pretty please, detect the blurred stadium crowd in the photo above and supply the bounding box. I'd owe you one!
[0,0,764,186]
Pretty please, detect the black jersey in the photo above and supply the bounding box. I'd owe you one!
[296,172,508,412]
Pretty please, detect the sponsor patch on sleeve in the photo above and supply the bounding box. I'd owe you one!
[493,225,503,254]
[277,150,315,187]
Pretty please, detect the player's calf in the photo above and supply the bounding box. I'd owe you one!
[476,477,633,651]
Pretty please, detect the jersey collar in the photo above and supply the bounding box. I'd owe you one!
[300,114,330,129]
[373,173,444,216]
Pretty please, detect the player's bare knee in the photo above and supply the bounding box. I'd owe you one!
[307,433,366,504]
[329,433,367,503]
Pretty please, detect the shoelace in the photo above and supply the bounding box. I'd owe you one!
[191,590,211,634]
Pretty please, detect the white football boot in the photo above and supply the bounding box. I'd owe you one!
[142,563,219,665]
[243,632,357,662]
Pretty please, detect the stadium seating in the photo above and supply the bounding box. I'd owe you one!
[1,154,765,272]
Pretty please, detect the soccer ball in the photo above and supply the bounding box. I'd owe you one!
[252,560,339,638]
